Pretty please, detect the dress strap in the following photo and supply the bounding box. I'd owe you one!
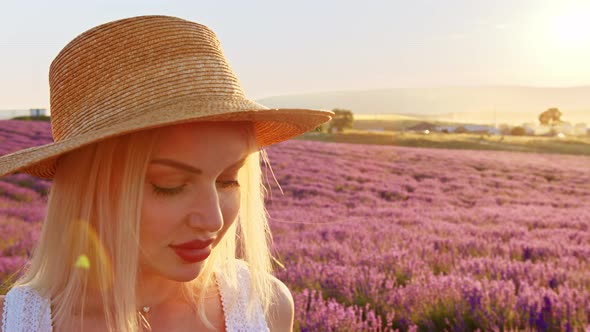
[215,260,269,332]
[2,286,53,332]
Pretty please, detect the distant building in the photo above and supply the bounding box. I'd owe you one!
[573,123,587,136]
[437,124,501,135]
[408,122,438,132]
[30,108,47,117]
[464,125,501,135]
[559,123,574,135]
[527,122,586,136]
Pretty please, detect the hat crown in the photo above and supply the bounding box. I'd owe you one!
[0,15,332,179]
[49,15,245,141]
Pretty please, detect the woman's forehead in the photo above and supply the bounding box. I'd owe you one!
[158,121,248,139]
[151,121,253,157]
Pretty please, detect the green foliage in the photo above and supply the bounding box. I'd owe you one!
[393,269,412,287]
[0,269,22,296]
[539,107,562,126]
[510,126,526,136]
[327,108,354,133]
[415,300,463,332]
[431,260,453,275]
[312,123,327,133]
[11,115,51,122]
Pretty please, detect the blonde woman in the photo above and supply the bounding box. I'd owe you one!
[0,15,332,331]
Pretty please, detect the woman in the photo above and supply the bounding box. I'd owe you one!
[0,15,332,331]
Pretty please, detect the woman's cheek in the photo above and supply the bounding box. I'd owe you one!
[140,193,178,242]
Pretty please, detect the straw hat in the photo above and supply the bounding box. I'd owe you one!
[0,15,333,179]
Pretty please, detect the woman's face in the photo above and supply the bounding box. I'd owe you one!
[139,121,251,281]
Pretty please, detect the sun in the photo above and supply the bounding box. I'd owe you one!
[550,5,590,49]
[525,2,590,83]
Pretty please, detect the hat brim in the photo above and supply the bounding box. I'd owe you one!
[0,98,332,179]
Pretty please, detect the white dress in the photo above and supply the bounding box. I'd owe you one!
[2,260,269,332]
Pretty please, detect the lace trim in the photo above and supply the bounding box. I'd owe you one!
[2,260,266,332]
[2,286,52,332]
[214,271,228,331]
[2,294,7,332]
[215,260,269,332]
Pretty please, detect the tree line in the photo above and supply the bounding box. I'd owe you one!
[310,107,575,136]
[315,108,354,133]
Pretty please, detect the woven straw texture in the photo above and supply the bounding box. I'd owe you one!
[0,15,332,179]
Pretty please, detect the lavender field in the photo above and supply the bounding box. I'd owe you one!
[1,120,590,331]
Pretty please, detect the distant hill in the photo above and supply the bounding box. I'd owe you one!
[256,86,590,125]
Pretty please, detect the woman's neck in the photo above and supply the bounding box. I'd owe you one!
[136,273,187,310]
[71,273,187,316]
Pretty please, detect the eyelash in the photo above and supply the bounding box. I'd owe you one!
[151,181,240,197]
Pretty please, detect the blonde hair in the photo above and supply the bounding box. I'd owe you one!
[12,121,276,331]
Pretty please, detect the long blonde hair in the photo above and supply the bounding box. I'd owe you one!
[12,121,276,331]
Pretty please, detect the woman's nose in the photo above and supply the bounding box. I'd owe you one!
[187,184,224,233]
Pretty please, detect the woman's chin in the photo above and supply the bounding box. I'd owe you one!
[140,258,206,282]
[167,264,205,282]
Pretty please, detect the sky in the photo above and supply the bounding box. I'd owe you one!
[1,0,590,110]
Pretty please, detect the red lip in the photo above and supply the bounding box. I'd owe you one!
[170,238,214,263]
[172,247,211,263]
[170,238,214,250]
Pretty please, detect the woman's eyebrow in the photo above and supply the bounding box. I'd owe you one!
[149,156,248,174]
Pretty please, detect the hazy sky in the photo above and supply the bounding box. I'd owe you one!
[1,0,590,110]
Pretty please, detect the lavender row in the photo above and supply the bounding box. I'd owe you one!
[264,140,590,331]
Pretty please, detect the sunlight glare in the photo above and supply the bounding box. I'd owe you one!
[551,5,590,49]
[525,2,590,83]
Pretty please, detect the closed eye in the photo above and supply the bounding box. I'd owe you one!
[151,180,240,197]
[151,184,186,196]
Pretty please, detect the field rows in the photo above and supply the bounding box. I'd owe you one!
[1,120,589,331]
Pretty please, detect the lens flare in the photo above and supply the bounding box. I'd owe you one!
[69,220,114,289]
[75,254,90,270]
